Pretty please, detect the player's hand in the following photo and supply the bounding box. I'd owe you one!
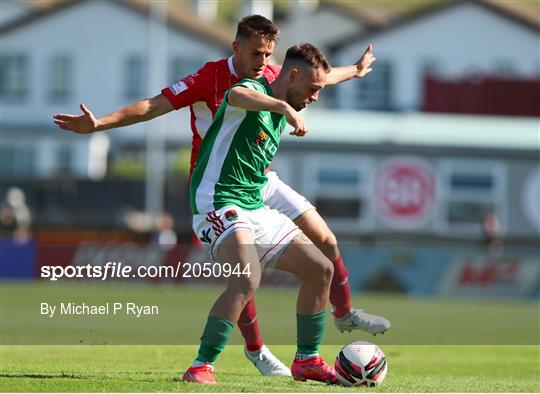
[53,103,99,134]
[283,106,308,137]
[355,44,376,78]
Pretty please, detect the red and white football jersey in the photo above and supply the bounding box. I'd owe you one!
[162,56,282,173]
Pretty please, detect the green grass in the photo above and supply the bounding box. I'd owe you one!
[2,283,538,345]
[1,282,539,391]
[1,345,538,392]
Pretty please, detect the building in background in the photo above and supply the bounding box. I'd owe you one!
[329,0,540,112]
[1,0,231,180]
[272,109,539,243]
[276,0,389,107]
[1,0,538,243]
[0,0,34,26]
[1,0,539,300]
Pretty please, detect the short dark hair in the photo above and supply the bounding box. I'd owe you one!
[236,15,279,43]
[282,43,331,73]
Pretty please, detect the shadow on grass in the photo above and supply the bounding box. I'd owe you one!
[0,373,86,379]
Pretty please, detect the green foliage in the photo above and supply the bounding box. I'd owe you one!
[108,153,145,180]
[1,344,538,392]
[168,147,191,177]
[217,1,241,24]
[1,283,539,391]
[216,0,292,24]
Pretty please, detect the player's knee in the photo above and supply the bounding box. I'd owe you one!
[321,257,334,285]
[232,274,260,300]
[308,256,334,286]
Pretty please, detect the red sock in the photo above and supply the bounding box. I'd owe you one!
[330,253,352,318]
[238,297,264,352]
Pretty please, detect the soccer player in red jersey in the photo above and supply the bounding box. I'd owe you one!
[53,15,390,377]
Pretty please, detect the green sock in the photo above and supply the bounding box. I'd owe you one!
[195,316,234,364]
[296,310,327,356]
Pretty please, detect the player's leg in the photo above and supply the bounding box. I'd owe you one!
[232,175,291,376]
[273,233,337,384]
[262,173,349,314]
[184,209,262,384]
[238,298,263,352]
[293,209,349,313]
[225,181,290,375]
[206,229,262,320]
[275,232,332,313]
[239,297,291,376]
[263,171,390,335]
[294,209,390,334]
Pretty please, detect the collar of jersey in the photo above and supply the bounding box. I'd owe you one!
[227,56,239,78]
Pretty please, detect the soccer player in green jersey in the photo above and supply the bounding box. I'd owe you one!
[54,15,389,377]
[184,43,342,385]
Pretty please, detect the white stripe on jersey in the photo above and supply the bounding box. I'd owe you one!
[194,104,247,212]
[192,101,213,138]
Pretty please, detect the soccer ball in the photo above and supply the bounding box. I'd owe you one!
[334,341,388,387]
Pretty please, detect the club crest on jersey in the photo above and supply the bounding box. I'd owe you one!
[224,210,238,222]
[255,131,268,147]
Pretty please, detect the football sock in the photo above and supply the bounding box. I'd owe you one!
[330,253,352,318]
[295,352,318,361]
[191,360,209,368]
[296,310,327,356]
[195,316,234,364]
[238,298,264,352]
[246,348,262,357]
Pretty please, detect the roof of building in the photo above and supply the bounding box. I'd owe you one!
[0,0,234,50]
[329,0,540,52]
[317,1,390,29]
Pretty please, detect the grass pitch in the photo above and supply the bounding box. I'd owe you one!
[1,282,539,392]
[1,345,539,392]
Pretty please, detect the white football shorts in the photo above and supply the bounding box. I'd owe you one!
[261,171,315,221]
[192,204,301,270]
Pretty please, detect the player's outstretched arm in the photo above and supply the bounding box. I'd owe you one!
[326,44,376,86]
[53,94,174,134]
[228,87,308,136]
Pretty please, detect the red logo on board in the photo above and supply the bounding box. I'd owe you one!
[375,157,435,229]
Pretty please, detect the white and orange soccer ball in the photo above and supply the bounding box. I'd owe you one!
[334,341,388,387]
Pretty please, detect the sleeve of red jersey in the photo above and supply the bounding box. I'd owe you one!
[161,66,211,110]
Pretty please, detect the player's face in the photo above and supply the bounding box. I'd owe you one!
[233,36,274,79]
[286,67,327,111]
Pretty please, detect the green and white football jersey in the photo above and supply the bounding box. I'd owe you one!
[190,78,287,214]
